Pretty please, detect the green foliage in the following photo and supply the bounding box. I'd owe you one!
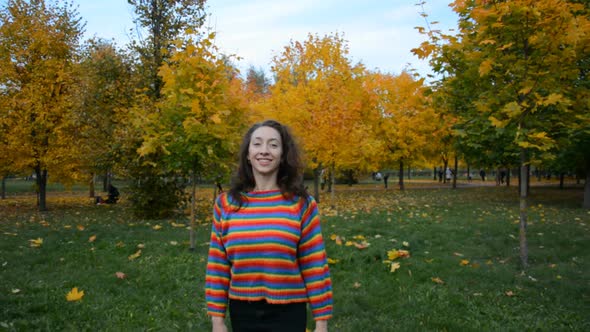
[127,171,186,219]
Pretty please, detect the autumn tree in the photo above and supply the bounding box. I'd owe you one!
[265,33,376,203]
[128,0,206,100]
[75,38,137,197]
[0,0,84,210]
[125,0,207,216]
[414,0,590,267]
[364,71,438,190]
[138,32,247,245]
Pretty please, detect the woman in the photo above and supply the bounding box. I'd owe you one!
[205,120,333,332]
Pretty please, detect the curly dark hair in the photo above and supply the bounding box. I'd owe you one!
[229,119,308,208]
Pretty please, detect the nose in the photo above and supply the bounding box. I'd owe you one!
[260,144,270,154]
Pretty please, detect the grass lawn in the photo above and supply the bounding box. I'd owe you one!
[0,185,588,331]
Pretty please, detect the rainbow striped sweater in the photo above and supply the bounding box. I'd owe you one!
[205,190,333,320]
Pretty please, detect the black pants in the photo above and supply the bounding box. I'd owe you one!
[229,299,307,332]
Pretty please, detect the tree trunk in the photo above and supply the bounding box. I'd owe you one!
[89,173,95,198]
[433,167,437,180]
[330,166,335,208]
[189,170,197,251]
[518,149,529,269]
[313,167,321,203]
[452,155,458,189]
[584,160,590,209]
[1,176,5,199]
[559,173,565,189]
[398,159,405,191]
[506,168,511,187]
[35,167,48,211]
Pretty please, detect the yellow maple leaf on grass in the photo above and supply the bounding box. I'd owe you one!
[390,262,401,273]
[88,235,97,243]
[460,259,470,266]
[29,238,43,248]
[66,287,84,301]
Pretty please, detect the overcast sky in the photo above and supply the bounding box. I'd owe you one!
[74,1,458,77]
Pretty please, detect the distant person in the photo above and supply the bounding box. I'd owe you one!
[445,167,452,181]
[500,169,506,184]
[96,184,119,204]
[479,169,486,181]
[375,172,383,181]
[105,184,119,204]
[438,168,443,182]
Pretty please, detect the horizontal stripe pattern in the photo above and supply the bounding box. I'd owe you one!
[205,190,333,320]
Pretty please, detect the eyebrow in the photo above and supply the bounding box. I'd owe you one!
[252,136,280,141]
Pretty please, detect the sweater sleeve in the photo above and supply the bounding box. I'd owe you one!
[205,195,231,317]
[297,197,333,320]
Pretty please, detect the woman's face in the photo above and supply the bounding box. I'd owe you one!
[247,126,283,177]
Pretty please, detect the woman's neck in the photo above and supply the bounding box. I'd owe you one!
[252,174,279,192]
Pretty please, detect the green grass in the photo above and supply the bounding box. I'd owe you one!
[1,186,588,331]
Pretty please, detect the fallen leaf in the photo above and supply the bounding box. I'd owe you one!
[169,241,178,246]
[11,289,20,294]
[29,238,43,248]
[390,262,401,273]
[137,243,145,249]
[460,259,470,266]
[354,241,370,249]
[128,250,142,261]
[387,249,410,260]
[152,225,162,230]
[88,235,97,243]
[505,290,515,297]
[115,272,126,279]
[402,241,410,247]
[66,287,84,301]
[116,241,125,248]
[327,258,339,264]
[77,225,85,231]
[353,282,361,288]
[453,252,464,257]
[431,277,444,284]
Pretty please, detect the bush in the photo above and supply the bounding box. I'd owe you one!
[128,173,186,219]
